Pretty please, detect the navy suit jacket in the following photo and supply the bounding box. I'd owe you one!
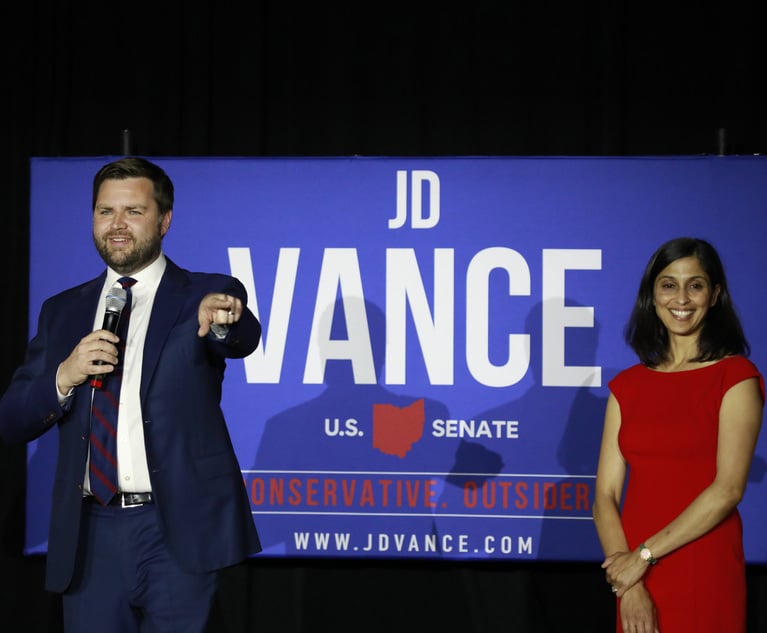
[0,258,262,592]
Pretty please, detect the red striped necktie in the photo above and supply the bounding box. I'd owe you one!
[88,276,137,505]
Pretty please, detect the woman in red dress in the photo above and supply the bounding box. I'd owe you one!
[593,237,765,633]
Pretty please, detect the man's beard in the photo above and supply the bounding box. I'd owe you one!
[93,231,162,275]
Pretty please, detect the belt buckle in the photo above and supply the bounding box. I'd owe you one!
[121,493,143,508]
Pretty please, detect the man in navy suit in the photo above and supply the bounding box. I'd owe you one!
[0,157,262,632]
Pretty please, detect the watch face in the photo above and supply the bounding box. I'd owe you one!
[640,547,656,563]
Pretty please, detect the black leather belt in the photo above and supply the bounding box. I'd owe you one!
[85,492,154,508]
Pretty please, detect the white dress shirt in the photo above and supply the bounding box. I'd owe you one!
[83,253,167,495]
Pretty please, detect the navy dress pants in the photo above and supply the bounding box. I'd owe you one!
[62,501,218,633]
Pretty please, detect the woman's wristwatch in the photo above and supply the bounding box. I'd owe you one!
[639,543,658,565]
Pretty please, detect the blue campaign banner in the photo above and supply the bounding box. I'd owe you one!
[25,156,767,562]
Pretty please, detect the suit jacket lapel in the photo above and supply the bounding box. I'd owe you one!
[140,259,188,400]
[77,275,107,331]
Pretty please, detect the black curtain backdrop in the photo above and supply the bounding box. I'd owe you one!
[2,2,766,632]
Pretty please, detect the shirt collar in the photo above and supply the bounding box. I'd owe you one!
[105,252,167,291]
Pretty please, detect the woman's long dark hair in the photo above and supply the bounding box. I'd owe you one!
[625,237,750,367]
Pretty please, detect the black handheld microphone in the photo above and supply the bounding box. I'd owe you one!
[89,286,128,389]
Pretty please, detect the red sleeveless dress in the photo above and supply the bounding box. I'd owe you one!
[609,356,765,632]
